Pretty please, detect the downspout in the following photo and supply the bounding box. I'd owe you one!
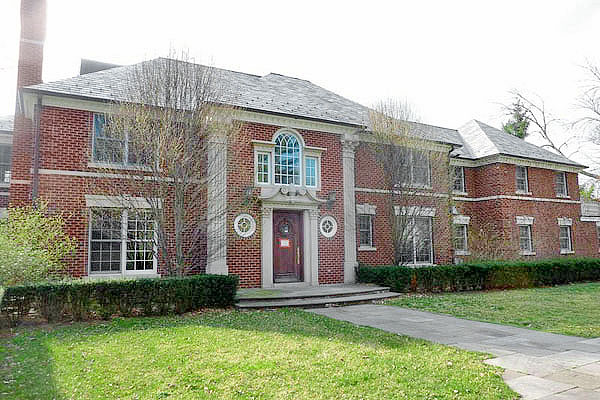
[31,95,42,202]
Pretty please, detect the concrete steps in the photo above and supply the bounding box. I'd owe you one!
[236,284,400,309]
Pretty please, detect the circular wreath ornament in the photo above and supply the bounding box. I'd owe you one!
[234,214,256,238]
[319,216,338,238]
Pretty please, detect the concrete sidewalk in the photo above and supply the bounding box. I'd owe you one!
[310,305,600,400]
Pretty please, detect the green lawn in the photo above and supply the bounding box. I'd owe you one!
[388,282,600,338]
[0,309,516,400]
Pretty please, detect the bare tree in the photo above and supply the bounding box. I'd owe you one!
[369,100,449,266]
[577,62,600,144]
[504,90,600,181]
[91,52,239,276]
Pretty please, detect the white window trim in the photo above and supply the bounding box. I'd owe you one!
[453,166,466,194]
[516,215,534,225]
[516,165,530,194]
[87,208,159,278]
[319,215,338,238]
[559,225,574,254]
[556,172,569,198]
[518,224,535,256]
[356,203,377,215]
[358,214,375,250]
[557,217,573,226]
[394,206,436,217]
[453,224,470,255]
[251,129,324,191]
[401,216,434,266]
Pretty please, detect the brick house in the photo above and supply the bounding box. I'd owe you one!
[11,0,600,288]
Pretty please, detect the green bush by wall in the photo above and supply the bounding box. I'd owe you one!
[1,274,238,326]
[357,258,600,293]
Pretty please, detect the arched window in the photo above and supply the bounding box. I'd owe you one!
[274,132,301,185]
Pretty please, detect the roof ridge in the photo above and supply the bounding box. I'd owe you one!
[157,57,262,79]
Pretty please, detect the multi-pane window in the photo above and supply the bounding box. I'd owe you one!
[305,157,317,187]
[410,150,431,187]
[89,208,156,274]
[516,166,529,193]
[126,211,155,271]
[274,132,301,185]
[92,113,145,166]
[453,224,468,252]
[358,214,373,247]
[555,172,568,197]
[559,226,572,253]
[257,153,270,184]
[453,166,465,193]
[0,145,11,183]
[519,225,533,253]
[89,209,123,273]
[399,217,433,264]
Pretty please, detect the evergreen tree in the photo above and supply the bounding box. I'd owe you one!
[503,100,530,139]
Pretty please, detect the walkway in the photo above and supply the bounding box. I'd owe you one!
[310,305,600,400]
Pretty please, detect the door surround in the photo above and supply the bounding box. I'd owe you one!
[259,187,323,288]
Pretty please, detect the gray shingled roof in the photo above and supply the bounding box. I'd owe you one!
[0,115,13,132]
[453,120,584,167]
[22,58,584,168]
[24,58,462,146]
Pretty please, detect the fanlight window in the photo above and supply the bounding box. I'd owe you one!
[274,133,301,185]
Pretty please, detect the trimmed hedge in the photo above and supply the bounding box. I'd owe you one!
[0,274,238,326]
[357,258,600,293]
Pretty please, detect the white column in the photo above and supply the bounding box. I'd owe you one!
[309,208,320,286]
[342,137,359,283]
[261,206,274,288]
[206,135,228,275]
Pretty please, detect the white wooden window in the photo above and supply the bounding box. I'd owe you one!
[453,224,468,252]
[0,144,11,184]
[399,149,431,187]
[555,172,568,197]
[89,208,157,275]
[358,215,373,247]
[305,156,317,187]
[519,225,533,253]
[400,217,433,264]
[453,166,465,193]
[257,152,270,184]
[516,166,529,193]
[274,132,301,185]
[559,226,573,253]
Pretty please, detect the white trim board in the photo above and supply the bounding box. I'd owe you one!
[450,154,583,173]
[454,194,581,204]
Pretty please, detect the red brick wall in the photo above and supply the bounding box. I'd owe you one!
[455,165,595,261]
[354,142,453,266]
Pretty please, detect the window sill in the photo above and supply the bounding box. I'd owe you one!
[560,250,575,255]
[0,182,9,188]
[454,250,471,256]
[516,191,532,196]
[403,263,436,268]
[519,251,536,256]
[88,162,152,172]
[556,195,570,199]
[358,246,377,252]
[87,272,160,280]
[452,190,468,196]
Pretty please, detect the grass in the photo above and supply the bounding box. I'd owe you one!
[0,309,516,399]
[388,282,600,338]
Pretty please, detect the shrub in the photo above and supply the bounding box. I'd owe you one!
[0,201,76,286]
[0,274,238,326]
[357,258,600,293]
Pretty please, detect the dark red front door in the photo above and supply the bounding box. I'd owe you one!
[273,211,303,283]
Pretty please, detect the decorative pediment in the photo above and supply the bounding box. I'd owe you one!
[259,186,326,206]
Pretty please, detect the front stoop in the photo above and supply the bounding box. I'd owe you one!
[236,284,400,309]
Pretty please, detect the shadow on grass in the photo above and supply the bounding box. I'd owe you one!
[0,309,495,399]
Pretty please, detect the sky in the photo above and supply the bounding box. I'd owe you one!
[1,0,599,163]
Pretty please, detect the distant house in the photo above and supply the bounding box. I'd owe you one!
[10,0,600,287]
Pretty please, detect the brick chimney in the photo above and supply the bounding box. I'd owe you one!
[11,0,46,206]
[15,0,46,96]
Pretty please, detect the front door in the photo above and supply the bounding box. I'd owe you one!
[273,211,303,283]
